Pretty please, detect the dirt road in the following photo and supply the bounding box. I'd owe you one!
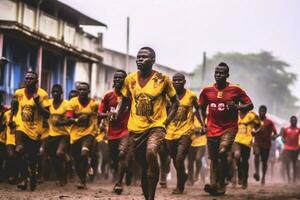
[0,180,299,200]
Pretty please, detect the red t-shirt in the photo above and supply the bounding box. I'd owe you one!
[98,89,130,140]
[254,117,277,149]
[282,126,300,151]
[198,83,252,137]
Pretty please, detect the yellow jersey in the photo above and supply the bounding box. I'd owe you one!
[121,71,176,133]
[67,97,98,144]
[234,111,261,148]
[14,88,50,140]
[190,115,207,147]
[4,110,16,145]
[0,107,8,144]
[48,99,69,137]
[166,89,197,140]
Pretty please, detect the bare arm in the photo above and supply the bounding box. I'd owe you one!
[164,95,179,126]
[33,94,50,119]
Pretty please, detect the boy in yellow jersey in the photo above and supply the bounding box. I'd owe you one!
[0,90,9,182]
[9,71,50,191]
[188,114,207,186]
[44,84,70,186]
[165,73,201,194]
[232,110,261,189]
[116,47,179,200]
[4,109,18,184]
[66,82,98,189]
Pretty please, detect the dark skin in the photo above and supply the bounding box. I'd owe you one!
[66,84,91,125]
[9,72,50,128]
[257,107,278,139]
[98,72,126,120]
[172,74,201,134]
[199,65,254,134]
[116,48,179,126]
[281,116,297,143]
[0,92,6,132]
[51,87,70,127]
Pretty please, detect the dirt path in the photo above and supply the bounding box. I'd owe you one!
[0,180,299,200]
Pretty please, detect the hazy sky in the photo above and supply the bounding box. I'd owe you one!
[61,0,300,98]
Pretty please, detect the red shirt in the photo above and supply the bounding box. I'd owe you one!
[198,83,252,137]
[254,117,277,149]
[98,89,130,140]
[282,126,300,151]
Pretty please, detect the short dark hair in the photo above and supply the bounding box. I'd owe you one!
[140,47,156,59]
[217,62,229,73]
[25,71,38,79]
[173,73,185,80]
[115,69,127,77]
[291,115,297,120]
[259,105,267,111]
[51,84,63,92]
[79,82,90,90]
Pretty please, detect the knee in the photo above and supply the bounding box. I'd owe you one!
[56,150,65,158]
[15,145,24,154]
[146,149,157,162]
[81,147,89,157]
[234,151,241,160]
[219,146,227,156]
[119,150,126,161]
[175,153,185,164]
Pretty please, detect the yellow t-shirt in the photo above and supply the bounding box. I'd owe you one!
[190,115,207,147]
[166,90,197,140]
[234,111,261,148]
[121,71,176,133]
[48,99,69,137]
[4,110,16,145]
[14,88,50,140]
[0,108,8,144]
[67,97,98,144]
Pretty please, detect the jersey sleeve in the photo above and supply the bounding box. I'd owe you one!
[198,88,207,107]
[165,76,176,98]
[237,87,252,104]
[40,92,50,108]
[120,76,131,98]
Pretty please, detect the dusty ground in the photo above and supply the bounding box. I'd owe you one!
[0,179,299,200]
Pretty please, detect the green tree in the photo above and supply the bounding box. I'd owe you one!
[192,51,298,119]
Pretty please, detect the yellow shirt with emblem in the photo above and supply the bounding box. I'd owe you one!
[0,108,8,144]
[166,89,197,140]
[48,99,69,137]
[4,110,16,145]
[121,71,176,133]
[234,111,261,148]
[67,97,98,143]
[190,115,207,147]
[14,88,50,140]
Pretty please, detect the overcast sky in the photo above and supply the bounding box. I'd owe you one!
[61,0,300,98]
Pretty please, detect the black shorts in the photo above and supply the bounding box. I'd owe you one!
[71,135,94,158]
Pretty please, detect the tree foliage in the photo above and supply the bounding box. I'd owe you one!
[192,51,298,119]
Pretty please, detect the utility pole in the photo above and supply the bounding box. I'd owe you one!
[125,17,130,72]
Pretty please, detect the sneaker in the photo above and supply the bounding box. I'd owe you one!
[172,188,183,194]
[242,182,248,189]
[77,181,87,190]
[253,173,260,181]
[29,175,37,191]
[17,179,28,191]
[113,182,123,195]
[160,181,167,188]
[204,184,217,196]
